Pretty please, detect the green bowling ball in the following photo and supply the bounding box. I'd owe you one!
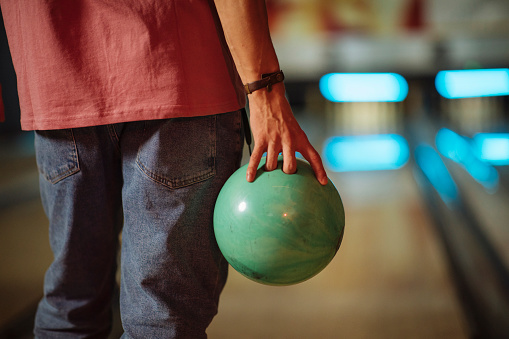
[213,156,345,286]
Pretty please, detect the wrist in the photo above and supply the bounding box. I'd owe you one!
[248,81,288,113]
[249,80,285,100]
[244,70,285,95]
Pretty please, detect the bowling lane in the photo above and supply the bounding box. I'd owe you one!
[0,113,468,338]
[433,94,509,273]
[0,135,52,336]
[207,111,468,338]
[410,94,509,336]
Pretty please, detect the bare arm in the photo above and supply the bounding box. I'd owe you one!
[213,0,328,185]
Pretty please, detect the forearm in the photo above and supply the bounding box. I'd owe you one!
[213,0,327,185]
[213,0,280,84]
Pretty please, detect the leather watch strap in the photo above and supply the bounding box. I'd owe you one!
[244,70,285,94]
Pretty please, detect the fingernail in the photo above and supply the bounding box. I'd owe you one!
[247,172,253,182]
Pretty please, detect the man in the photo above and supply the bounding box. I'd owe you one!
[1,0,326,337]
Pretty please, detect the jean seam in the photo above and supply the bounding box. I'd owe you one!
[107,124,122,155]
[134,116,217,189]
[39,129,81,184]
[212,255,225,300]
[212,114,217,178]
[135,160,215,189]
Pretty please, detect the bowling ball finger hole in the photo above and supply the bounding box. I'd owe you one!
[262,165,297,175]
[283,168,298,175]
[262,164,278,172]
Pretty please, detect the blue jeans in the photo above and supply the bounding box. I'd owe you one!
[33,111,244,338]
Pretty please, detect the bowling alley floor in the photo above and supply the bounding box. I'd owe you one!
[0,127,468,338]
[207,168,468,339]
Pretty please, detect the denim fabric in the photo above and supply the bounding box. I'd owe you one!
[33,111,243,338]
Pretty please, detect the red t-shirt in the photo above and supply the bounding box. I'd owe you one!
[0,0,245,130]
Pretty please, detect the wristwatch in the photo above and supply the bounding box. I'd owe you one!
[244,70,285,94]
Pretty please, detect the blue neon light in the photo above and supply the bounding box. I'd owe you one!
[473,133,509,165]
[323,134,409,172]
[435,68,509,99]
[435,128,471,163]
[435,128,498,191]
[415,144,458,205]
[319,73,408,102]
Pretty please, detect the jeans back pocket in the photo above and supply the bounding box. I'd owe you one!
[35,129,80,184]
[136,115,216,189]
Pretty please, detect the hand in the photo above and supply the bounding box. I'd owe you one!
[245,85,328,186]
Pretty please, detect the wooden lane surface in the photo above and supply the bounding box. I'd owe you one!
[0,161,51,332]
[207,168,468,339]
[0,149,468,338]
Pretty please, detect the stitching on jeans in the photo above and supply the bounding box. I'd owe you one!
[107,124,122,154]
[39,129,81,184]
[135,116,217,189]
[136,160,215,189]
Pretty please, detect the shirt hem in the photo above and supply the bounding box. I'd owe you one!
[20,101,246,131]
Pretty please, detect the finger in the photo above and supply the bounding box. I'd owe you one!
[246,147,264,182]
[264,145,280,171]
[300,147,328,185]
[282,146,297,175]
